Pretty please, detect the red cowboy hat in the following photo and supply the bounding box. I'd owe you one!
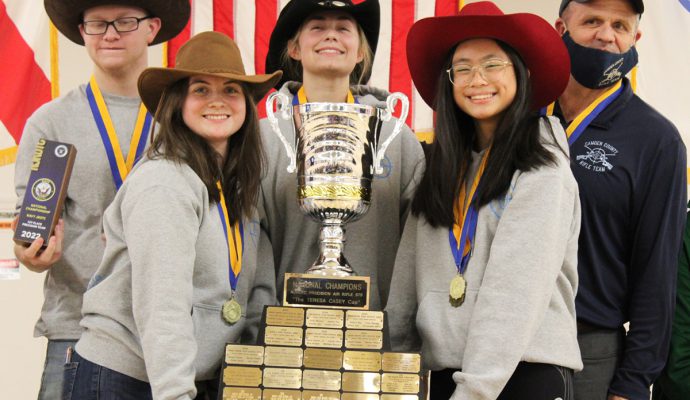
[407,1,570,110]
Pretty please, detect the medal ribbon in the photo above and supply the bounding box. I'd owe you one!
[449,149,491,274]
[294,86,356,105]
[541,80,623,146]
[86,76,153,190]
[216,181,244,292]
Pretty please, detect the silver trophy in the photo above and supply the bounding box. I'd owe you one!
[267,92,409,277]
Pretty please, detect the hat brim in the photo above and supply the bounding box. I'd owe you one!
[265,0,380,88]
[138,68,283,116]
[407,13,570,110]
[44,0,190,45]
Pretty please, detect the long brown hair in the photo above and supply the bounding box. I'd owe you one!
[147,78,264,223]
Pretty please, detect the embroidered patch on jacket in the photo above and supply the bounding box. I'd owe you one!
[575,140,618,172]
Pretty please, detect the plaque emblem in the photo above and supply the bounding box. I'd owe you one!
[31,178,56,202]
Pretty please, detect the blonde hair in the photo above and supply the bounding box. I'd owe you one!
[281,20,373,86]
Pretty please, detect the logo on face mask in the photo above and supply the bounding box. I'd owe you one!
[562,31,638,89]
[598,58,625,87]
[575,141,618,172]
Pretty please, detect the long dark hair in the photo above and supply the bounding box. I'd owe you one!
[412,40,557,228]
[147,78,264,223]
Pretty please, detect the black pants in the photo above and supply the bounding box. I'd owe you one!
[430,362,574,400]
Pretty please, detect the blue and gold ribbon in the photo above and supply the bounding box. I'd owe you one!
[294,86,355,105]
[86,76,152,190]
[449,149,491,274]
[542,80,624,147]
[216,181,244,292]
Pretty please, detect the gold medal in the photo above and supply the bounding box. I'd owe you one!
[222,297,242,324]
[449,274,466,307]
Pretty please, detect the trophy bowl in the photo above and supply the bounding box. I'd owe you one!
[267,92,408,277]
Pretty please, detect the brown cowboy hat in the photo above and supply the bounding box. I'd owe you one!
[138,31,283,114]
[407,1,570,110]
[44,0,190,45]
[265,0,380,89]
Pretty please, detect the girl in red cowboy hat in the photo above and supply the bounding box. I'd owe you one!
[261,0,425,310]
[386,2,583,399]
[67,32,281,400]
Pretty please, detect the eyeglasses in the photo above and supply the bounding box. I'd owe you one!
[318,1,348,6]
[82,16,152,35]
[446,59,513,87]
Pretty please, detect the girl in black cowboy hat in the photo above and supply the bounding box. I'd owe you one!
[261,0,425,311]
[67,32,281,400]
[386,2,583,399]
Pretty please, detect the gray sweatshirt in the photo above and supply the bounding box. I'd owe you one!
[76,158,276,400]
[259,82,425,309]
[14,84,141,339]
[386,117,583,399]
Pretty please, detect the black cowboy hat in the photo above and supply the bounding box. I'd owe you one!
[45,0,190,45]
[265,0,380,88]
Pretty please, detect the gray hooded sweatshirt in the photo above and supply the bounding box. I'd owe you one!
[386,117,583,399]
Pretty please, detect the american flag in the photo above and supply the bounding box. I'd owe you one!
[166,0,463,139]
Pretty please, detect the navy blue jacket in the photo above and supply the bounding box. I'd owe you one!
[554,79,687,400]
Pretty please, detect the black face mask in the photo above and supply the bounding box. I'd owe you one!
[562,31,639,89]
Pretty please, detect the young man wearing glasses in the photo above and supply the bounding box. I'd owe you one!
[12,1,189,398]
[549,1,687,399]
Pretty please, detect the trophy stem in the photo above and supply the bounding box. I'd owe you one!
[306,219,354,277]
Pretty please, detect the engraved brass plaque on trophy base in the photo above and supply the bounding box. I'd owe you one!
[343,351,382,372]
[262,368,302,389]
[381,395,419,400]
[306,308,345,328]
[225,344,265,365]
[222,387,262,400]
[262,389,301,400]
[303,348,344,370]
[223,366,262,387]
[342,372,381,393]
[345,330,383,350]
[303,390,341,400]
[266,306,305,327]
[342,394,380,400]
[381,373,420,394]
[264,346,304,368]
[284,273,370,309]
[264,326,303,347]
[381,353,421,373]
[345,311,384,330]
[305,328,344,348]
[302,369,342,391]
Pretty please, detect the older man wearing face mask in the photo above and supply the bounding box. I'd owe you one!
[545,1,687,400]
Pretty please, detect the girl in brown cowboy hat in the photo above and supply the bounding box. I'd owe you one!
[386,2,582,399]
[67,32,281,400]
[261,0,425,311]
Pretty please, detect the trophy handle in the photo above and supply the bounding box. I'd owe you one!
[374,92,409,175]
[266,92,297,173]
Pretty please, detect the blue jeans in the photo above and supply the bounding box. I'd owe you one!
[64,351,152,400]
[573,327,624,400]
[38,339,77,400]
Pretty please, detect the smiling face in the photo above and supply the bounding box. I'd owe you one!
[79,5,161,74]
[287,10,364,81]
[451,38,517,136]
[182,75,247,157]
